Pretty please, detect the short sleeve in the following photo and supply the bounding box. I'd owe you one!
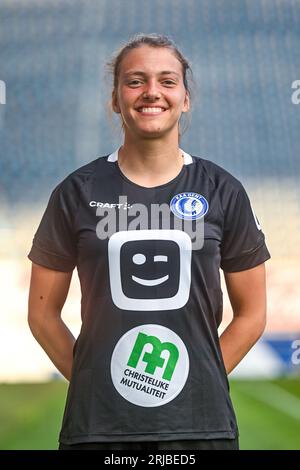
[220,184,271,272]
[27,179,78,272]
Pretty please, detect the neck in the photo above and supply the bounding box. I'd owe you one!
[118,136,183,176]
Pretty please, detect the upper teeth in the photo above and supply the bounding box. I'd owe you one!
[140,107,164,113]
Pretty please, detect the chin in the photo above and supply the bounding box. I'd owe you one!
[135,123,177,137]
[137,129,167,139]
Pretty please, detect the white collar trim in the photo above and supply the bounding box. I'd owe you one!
[107,148,193,165]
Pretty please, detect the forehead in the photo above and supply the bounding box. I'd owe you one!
[119,46,182,76]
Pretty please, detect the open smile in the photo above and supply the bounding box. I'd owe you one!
[136,107,167,115]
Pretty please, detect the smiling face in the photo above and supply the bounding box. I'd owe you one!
[112,45,190,140]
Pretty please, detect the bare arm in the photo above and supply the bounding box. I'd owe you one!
[28,262,75,381]
[219,263,267,375]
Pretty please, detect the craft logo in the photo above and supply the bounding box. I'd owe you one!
[0,80,6,105]
[170,192,209,221]
[111,325,189,407]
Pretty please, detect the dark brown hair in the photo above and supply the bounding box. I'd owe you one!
[105,33,194,139]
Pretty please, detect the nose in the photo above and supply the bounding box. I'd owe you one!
[142,79,161,100]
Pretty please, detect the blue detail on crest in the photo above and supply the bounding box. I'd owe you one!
[170,192,209,220]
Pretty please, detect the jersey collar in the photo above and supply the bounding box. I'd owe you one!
[107,148,193,165]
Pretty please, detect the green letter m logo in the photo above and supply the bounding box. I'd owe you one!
[127,332,179,381]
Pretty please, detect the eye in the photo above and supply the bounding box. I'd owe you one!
[163,80,176,86]
[128,80,142,86]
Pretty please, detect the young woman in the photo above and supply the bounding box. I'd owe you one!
[28,34,270,450]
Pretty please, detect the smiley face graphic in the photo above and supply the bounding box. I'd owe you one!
[132,252,169,286]
[108,230,192,311]
[120,239,180,300]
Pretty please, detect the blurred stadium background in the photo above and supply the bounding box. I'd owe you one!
[0,0,300,450]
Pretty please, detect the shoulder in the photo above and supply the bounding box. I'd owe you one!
[191,155,244,193]
[52,154,109,195]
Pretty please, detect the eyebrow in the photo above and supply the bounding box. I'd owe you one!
[123,70,180,78]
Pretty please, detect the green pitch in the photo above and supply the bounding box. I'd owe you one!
[0,378,299,450]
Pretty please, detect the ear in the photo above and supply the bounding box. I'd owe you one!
[112,89,120,114]
[182,92,190,113]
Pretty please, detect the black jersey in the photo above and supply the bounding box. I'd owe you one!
[28,149,270,444]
